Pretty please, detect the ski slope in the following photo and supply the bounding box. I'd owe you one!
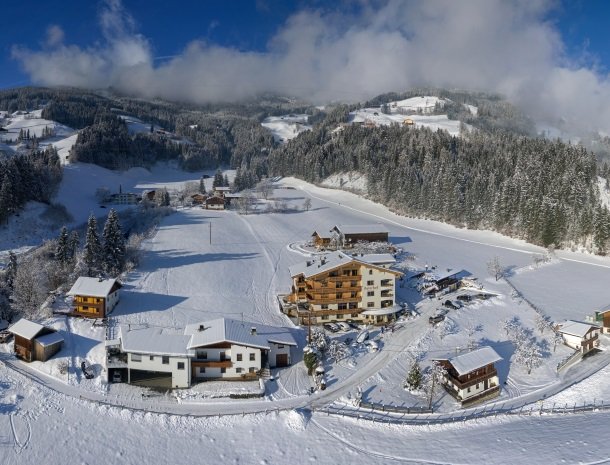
[261,114,311,143]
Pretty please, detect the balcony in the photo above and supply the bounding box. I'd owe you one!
[380,281,393,288]
[380,291,394,298]
[447,368,498,390]
[308,296,361,305]
[107,353,128,368]
[308,284,361,292]
[191,360,233,368]
[327,275,359,282]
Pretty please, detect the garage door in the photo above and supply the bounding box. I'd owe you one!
[129,369,173,388]
[275,353,289,367]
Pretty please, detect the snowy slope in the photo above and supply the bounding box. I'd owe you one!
[391,95,445,113]
[0,109,74,141]
[261,114,311,143]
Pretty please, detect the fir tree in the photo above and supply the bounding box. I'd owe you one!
[4,251,17,290]
[212,169,223,189]
[199,176,207,194]
[83,214,102,276]
[55,226,70,264]
[404,361,422,390]
[223,174,230,187]
[102,209,125,276]
[68,231,80,260]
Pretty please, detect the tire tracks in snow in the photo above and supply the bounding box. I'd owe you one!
[9,413,31,454]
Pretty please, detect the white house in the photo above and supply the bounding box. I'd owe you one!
[185,318,297,381]
[556,320,600,355]
[111,326,192,388]
[106,318,297,387]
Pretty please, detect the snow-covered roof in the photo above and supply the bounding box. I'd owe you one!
[434,268,470,282]
[67,277,121,298]
[8,318,45,339]
[35,332,64,347]
[361,305,402,316]
[333,224,389,235]
[120,326,192,357]
[214,187,231,191]
[597,304,610,315]
[312,230,332,239]
[356,254,396,266]
[448,346,502,376]
[557,320,600,338]
[185,318,296,350]
[289,251,354,278]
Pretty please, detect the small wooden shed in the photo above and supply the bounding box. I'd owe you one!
[8,318,64,362]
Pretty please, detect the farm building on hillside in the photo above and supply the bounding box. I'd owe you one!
[67,277,122,318]
[191,193,206,205]
[594,306,610,334]
[311,230,334,249]
[556,320,600,355]
[213,186,232,198]
[8,318,64,362]
[331,224,389,247]
[205,196,225,210]
[436,346,502,407]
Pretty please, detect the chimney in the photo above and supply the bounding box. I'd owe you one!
[250,326,257,335]
[198,324,205,332]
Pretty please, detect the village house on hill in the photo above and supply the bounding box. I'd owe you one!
[284,251,403,325]
[67,277,122,318]
[104,318,297,388]
[331,224,389,248]
[436,346,502,407]
[8,318,64,363]
[556,320,600,355]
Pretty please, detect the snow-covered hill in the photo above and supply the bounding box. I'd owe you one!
[261,114,311,143]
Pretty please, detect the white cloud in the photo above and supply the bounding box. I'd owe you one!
[11,0,610,134]
[45,25,65,48]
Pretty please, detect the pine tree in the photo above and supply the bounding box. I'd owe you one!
[199,176,207,194]
[55,226,70,264]
[212,169,223,189]
[83,214,102,276]
[68,231,80,260]
[4,251,17,290]
[102,209,125,276]
[404,361,422,390]
[223,174,230,187]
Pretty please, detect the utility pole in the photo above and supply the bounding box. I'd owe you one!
[308,309,312,344]
[209,222,212,245]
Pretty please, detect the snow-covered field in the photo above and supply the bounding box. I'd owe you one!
[3,172,610,463]
[348,95,472,136]
[261,114,311,143]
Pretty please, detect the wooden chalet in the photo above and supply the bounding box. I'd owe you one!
[213,186,231,198]
[556,320,600,355]
[67,277,122,318]
[436,346,502,407]
[205,195,226,210]
[311,230,333,249]
[191,193,207,205]
[8,318,64,362]
[331,224,389,247]
[594,306,610,334]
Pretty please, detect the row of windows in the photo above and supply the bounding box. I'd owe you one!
[131,354,185,370]
[320,303,358,310]
[200,367,256,374]
[320,313,360,320]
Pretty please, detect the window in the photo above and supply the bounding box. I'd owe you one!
[162,356,169,365]
[367,291,374,297]
[338,303,347,310]
[197,350,208,360]
[367,302,375,308]
[348,303,357,309]
[336,314,343,319]
[351,281,358,287]
[149,355,155,361]
[336,293,342,299]
[236,353,243,361]
[350,292,357,298]
[467,387,471,393]
[321,304,328,310]
[177,362,185,370]
[221,367,226,374]
[321,314,329,320]
[199,367,206,374]
[277,344,284,349]
[476,383,479,389]
[131,354,141,362]
[249,353,256,361]
[351,313,359,318]
[367,280,374,286]
[236,367,243,374]
[335,282,343,288]
[249,367,256,373]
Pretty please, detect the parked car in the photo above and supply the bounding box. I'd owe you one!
[429,315,445,324]
[323,323,340,333]
[346,321,361,330]
[356,329,370,344]
[336,322,351,332]
[112,371,122,383]
[81,360,95,380]
[443,299,462,310]
[364,340,379,352]
[0,330,13,343]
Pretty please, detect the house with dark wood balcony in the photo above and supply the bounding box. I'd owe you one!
[67,277,122,318]
[556,320,600,355]
[594,306,610,334]
[106,318,297,388]
[436,346,502,407]
[185,318,297,381]
[311,230,334,249]
[286,251,402,325]
[8,318,64,363]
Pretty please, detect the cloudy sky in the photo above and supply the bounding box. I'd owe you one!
[4,0,610,133]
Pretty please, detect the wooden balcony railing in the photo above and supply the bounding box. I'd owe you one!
[191,360,233,368]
